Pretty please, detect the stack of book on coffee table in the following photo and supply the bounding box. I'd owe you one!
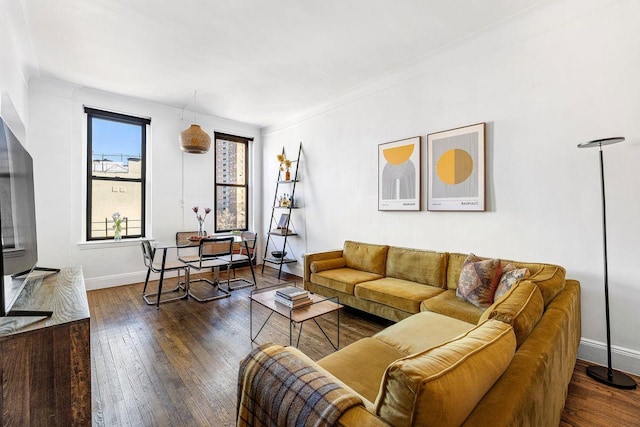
[274,286,313,308]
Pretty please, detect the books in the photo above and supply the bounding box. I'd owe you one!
[275,294,313,308]
[276,287,309,300]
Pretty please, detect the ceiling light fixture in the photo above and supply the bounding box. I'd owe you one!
[180,91,211,154]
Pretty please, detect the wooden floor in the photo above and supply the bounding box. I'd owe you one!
[89,266,640,426]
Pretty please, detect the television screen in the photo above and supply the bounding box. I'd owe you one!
[0,118,38,316]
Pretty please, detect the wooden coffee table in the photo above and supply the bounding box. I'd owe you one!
[249,284,343,350]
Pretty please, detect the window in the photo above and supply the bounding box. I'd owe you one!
[214,133,251,232]
[85,107,150,240]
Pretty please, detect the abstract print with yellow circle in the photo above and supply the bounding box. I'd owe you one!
[381,143,416,200]
[431,133,478,198]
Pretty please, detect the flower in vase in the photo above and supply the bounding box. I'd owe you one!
[277,154,292,172]
[112,212,124,231]
[193,207,211,236]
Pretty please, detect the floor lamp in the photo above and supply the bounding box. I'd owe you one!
[578,136,637,389]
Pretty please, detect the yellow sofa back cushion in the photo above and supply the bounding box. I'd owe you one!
[374,319,516,427]
[343,241,389,276]
[385,246,448,287]
[478,280,544,348]
[447,252,566,306]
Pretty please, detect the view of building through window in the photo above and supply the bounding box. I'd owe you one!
[215,133,250,232]
[86,108,148,240]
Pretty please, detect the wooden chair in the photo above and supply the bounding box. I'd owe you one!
[141,240,189,307]
[180,236,234,302]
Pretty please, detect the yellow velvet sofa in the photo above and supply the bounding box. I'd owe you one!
[292,240,582,426]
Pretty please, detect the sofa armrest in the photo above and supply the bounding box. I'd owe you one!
[238,343,367,426]
[304,249,344,283]
[337,406,392,427]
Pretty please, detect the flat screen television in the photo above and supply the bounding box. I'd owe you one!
[0,117,50,317]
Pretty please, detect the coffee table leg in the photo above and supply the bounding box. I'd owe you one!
[251,303,275,343]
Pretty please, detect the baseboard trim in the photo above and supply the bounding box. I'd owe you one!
[578,338,640,377]
[84,270,182,291]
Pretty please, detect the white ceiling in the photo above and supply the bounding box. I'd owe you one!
[15,0,545,127]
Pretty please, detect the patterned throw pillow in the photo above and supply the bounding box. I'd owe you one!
[456,254,503,309]
[494,266,530,301]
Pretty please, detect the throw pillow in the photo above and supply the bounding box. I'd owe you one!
[494,266,530,301]
[456,254,502,309]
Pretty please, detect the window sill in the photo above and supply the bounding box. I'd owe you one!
[77,237,151,250]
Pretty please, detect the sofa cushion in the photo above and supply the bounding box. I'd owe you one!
[494,265,530,301]
[311,268,383,295]
[343,241,389,276]
[525,263,566,306]
[355,278,445,314]
[310,257,346,273]
[446,252,468,290]
[456,254,502,309]
[373,311,475,355]
[318,337,406,405]
[420,290,484,324]
[374,320,516,427]
[385,247,448,287]
[478,280,544,348]
[448,252,566,306]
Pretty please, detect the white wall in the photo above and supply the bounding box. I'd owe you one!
[0,0,29,138]
[28,77,261,290]
[262,0,640,375]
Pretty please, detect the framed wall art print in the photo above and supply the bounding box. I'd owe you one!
[427,123,486,211]
[378,136,421,211]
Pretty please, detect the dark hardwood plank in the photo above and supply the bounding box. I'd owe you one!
[89,267,639,426]
[561,359,640,426]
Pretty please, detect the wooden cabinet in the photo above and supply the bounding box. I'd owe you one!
[0,267,91,426]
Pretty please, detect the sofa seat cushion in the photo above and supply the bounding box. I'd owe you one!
[385,246,448,287]
[373,311,474,355]
[343,241,389,275]
[420,289,484,324]
[355,278,445,314]
[311,268,384,295]
[478,280,544,348]
[318,337,406,405]
[374,320,516,427]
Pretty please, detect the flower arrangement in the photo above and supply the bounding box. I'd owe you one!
[277,153,292,180]
[193,206,211,237]
[277,153,292,172]
[112,212,125,240]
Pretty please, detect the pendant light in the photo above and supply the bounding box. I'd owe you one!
[180,91,211,154]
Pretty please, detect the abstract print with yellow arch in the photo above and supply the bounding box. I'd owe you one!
[378,136,421,211]
[427,123,485,211]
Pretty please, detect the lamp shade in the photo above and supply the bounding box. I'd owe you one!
[180,124,211,154]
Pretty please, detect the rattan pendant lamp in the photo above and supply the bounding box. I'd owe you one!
[578,136,636,390]
[180,91,211,154]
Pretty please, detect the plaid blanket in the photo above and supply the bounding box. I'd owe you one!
[237,343,362,427]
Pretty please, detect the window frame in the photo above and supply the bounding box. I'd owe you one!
[214,132,251,233]
[85,107,150,241]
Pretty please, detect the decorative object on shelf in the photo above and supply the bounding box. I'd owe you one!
[180,91,211,154]
[578,136,636,390]
[192,206,211,237]
[277,153,292,181]
[378,136,421,211]
[279,193,292,207]
[277,213,290,229]
[427,123,486,211]
[271,250,287,259]
[112,212,124,241]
